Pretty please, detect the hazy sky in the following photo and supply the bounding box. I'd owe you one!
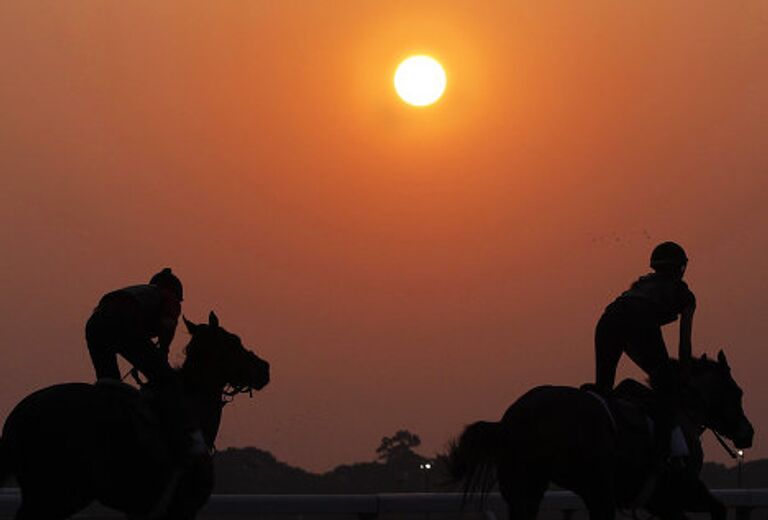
[1,1,766,472]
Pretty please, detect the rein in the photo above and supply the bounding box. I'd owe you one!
[682,363,741,460]
[214,385,255,455]
[710,429,739,459]
[121,367,254,408]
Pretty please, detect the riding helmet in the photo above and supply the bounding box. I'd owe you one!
[650,242,688,270]
[149,267,184,301]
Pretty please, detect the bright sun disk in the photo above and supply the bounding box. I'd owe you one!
[394,55,446,107]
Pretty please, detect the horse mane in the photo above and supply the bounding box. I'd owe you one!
[179,326,218,379]
[177,321,241,387]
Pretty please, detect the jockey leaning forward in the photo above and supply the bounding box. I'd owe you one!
[594,241,695,462]
[85,267,206,461]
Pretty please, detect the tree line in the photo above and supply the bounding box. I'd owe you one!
[212,429,767,493]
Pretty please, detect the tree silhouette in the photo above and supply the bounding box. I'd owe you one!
[376,430,423,465]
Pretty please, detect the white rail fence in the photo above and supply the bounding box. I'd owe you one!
[0,490,766,519]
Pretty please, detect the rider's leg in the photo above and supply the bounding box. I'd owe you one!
[85,313,121,381]
[623,324,670,387]
[651,363,690,460]
[624,328,686,462]
[119,338,209,461]
[117,336,175,383]
[594,311,625,393]
[117,339,202,461]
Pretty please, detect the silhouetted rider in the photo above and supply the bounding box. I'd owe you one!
[594,241,695,392]
[594,242,695,462]
[86,268,182,381]
[86,268,205,461]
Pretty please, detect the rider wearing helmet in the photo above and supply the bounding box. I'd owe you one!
[594,242,695,393]
[85,268,205,461]
[86,267,183,382]
[593,242,695,463]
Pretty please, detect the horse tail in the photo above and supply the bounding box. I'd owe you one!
[447,420,506,503]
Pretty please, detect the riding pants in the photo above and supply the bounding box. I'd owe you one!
[86,307,173,383]
[594,299,669,393]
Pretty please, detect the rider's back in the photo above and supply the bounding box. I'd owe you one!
[95,284,180,339]
[614,272,695,326]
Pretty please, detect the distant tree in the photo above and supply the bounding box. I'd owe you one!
[376,430,423,465]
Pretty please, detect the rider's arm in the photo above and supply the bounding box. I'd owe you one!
[157,318,177,358]
[679,304,695,363]
[156,296,181,358]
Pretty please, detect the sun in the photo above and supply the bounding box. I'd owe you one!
[394,55,447,107]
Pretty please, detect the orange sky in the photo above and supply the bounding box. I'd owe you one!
[1,1,767,472]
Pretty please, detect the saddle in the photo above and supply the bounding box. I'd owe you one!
[93,379,164,446]
[612,379,657,432]
[581,380,651,432]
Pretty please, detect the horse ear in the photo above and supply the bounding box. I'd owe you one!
[209,311,219,328]
[717,350,729,369]
[183,316,197,334]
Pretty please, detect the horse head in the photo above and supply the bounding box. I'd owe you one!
[686,350,753,450]
[181,311,270,395]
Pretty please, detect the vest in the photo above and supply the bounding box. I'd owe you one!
[617,273,696,326]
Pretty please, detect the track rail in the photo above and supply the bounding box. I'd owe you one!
[0,489,766,519]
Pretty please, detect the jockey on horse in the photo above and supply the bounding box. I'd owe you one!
[593,241,695,464]
[85,267,206,462]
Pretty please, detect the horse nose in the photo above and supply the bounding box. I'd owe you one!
[253,359,270,390]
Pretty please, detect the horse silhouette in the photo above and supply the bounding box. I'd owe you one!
[449,351,753,520]
[0,311,270,520]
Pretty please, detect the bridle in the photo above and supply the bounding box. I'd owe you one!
[682,366,741,460]
[122,367,255,407]
[221,384,254,405]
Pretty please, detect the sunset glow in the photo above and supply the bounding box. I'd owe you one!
[394,55,446,106]
[1,1,767,475]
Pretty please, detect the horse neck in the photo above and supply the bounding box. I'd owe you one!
[682,363,716,424]
[178,368,225,449]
